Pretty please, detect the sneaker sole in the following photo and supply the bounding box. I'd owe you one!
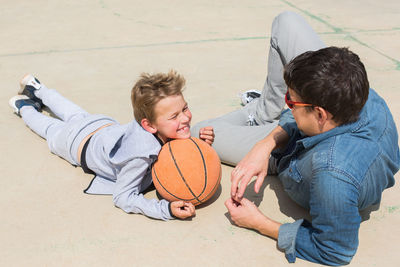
[9,95,29,114]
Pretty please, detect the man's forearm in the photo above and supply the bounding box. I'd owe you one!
[263,125,290,152]
[250,126,287,239]
[255,215,281,239]
[252,125,289,160]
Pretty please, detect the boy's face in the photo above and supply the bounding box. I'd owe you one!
[151,94,192,143]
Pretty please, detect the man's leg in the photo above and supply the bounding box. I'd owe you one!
[191,101,278,166]
[192,11,325,165]
[253,11,326,124]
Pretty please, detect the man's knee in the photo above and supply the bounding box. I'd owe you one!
[271,11,304,42]
[273,11,303,29]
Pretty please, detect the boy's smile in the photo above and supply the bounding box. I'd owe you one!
[147,94,192,143]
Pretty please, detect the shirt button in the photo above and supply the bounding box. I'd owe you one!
[289,168,292,173]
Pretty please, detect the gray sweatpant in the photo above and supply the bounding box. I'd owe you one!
[20,86,115,165]
[191,11,325,166]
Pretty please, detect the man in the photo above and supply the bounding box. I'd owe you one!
[224,21,399,267]
[192,11,399,265]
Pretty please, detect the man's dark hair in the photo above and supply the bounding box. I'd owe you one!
[284,46,369,125]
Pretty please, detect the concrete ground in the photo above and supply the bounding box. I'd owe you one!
[1,1,399,266]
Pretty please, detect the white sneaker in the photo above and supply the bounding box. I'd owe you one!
[9,95,42,116]
[240,89,261,106]
[18,74,44,106]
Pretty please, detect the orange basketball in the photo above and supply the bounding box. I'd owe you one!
[152,137,221,206]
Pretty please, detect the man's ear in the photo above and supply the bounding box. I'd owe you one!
[314,106,328,125]
[141,118,157,134]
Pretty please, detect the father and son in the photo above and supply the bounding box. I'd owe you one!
[10,11,399,266]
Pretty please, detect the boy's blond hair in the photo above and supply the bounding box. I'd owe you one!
[131,70,186,123]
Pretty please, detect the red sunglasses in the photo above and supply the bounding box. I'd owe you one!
[285,91,313,109]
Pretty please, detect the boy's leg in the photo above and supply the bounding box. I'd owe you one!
[19,106,79,165]
[253,11,326,124]
[20,75,89,122]
[36,86,89,122]
[20,106,64,140]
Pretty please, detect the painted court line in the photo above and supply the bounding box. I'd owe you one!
[281,0,400,69]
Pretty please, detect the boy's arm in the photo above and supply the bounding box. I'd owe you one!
[112,157,174,221]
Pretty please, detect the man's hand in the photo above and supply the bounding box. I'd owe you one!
[171,201,196,219]
[199,126,214,145]
[225,197,265,229]
[231,126,289,202]
[225,197,280,239]
[230,140,271,201]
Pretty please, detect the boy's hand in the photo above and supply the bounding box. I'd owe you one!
[171,201,196,219]
[199,126,214,145]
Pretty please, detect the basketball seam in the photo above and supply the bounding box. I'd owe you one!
[152,165,197,202]
[168,140,202,203]
[153,138,216,205]
[188,138,208,200]
[198,166,221,203]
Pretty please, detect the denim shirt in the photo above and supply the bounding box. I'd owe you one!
[274,89,399,265]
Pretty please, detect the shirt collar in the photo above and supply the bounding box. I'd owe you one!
[299,109,368,149]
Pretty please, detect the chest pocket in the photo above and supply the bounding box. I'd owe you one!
[288,158,303,183]
[280,156,310,209]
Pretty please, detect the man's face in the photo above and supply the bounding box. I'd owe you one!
[152,94,192,143]
[288,89,320,137]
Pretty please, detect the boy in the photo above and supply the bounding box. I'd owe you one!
[9,70,214,221]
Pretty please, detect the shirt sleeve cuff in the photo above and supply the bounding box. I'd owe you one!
[168,202,177,219]
[277,219,304,263]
